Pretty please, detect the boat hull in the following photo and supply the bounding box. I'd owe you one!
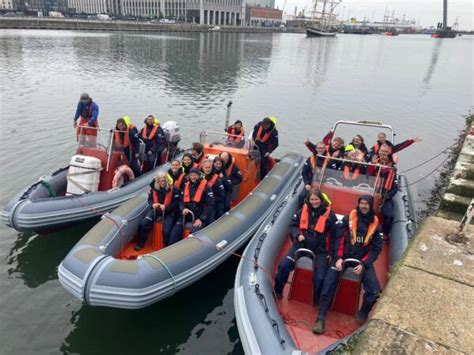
[234,174,416,354]
[2,161,175,234]
[306,27,337,37]
[58,153,304,309]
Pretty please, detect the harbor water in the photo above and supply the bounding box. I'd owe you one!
[0,30,472,354]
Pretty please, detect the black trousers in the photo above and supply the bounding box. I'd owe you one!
[137,209,180,247]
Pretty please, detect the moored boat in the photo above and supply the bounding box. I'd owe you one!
[2,122,181,234]
[58,131,305,309]
[234,120,417,354]
[306,27,337,37]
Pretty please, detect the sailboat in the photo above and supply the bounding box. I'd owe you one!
[306,0,340,37]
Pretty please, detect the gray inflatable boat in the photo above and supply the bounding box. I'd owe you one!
[234,121,417,354]
[2,122,181,234]
[58,152,305,309]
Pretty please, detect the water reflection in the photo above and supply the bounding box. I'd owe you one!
[6,222,96,288]
[422,40,443,88]
[61,256,242,354]
[305,37,336,91]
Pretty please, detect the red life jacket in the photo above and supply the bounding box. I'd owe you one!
[206,174,219,188]
[372,142,393,155]
[348,209,379,246]
[255,125,271,143]
[299,205,331,234]
[225,158,235,176]
[228,127,245,143]
[343,164,360,180]
[142,124,159,140]
[174,173,185,189]
[152,187,173,208]
[114,128,130,148]
[183,179,207,203]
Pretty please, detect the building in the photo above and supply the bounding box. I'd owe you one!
[243,5,281,26]
[67,0,106,14]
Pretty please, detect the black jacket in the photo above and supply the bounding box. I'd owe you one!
[140,124,166,154]
[168,169,187,190]
[221,156,243,192]
[302,155,326,185]
[252,121,279,155]
[180,178,215,223]
[147,181,181,217]
[290,203,339,256]
[335,210,384,267]
[204,172,226,206]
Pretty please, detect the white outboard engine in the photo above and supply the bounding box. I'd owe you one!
[162,121,181,146]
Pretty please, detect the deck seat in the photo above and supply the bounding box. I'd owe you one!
[288,249,316,306]
[331,266,363,316]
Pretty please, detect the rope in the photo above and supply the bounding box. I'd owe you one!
[399,143,456,174]
[40,180,56,197]
[140,254,178,294]
[401,154,451,187]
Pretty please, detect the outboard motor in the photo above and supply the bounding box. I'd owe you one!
[162,121,181,160]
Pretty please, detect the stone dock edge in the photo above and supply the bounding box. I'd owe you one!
[355,118,474,354]
[0,17,305,33]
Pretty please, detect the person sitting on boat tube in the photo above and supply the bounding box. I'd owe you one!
[369,132,422,158]
[341,146,367,184]
[135,172,182,251]
[367,144,398,235]
[218,152,243,211]
[252,116,279,178]
[73,92,99,141]
[226,120,245,148]
[168,159,187,189]
[191,142,206,167]
[181,152,197,175]
[274,189,337,303]
[305,130,344,170]
[179,168,214,233]
[313,194,384,334]
[140,115,167,173]
[113,118,141,178]
[201,159,226,221]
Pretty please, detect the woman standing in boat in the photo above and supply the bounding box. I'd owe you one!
[140,115,167,172]
[113,118,141,178]
[226,120,245,148]
[274,189,338,304]
[218,152,242,211]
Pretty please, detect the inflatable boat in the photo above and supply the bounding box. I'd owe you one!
[234,121,417,354]
[58,131,305,309]
[2,122,180,234]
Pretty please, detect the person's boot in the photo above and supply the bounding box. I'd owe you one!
[312,319,325,334]
[134,242,144,251]
[356,311,368,323]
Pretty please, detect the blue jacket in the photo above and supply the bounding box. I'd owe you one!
[74,100,99,125]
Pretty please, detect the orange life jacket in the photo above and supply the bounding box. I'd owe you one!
[373,143,393,155]
[299,205,332,234]
[255,125,271,143]
[225,158,235,176]
[183,179,207,203]
[343,164,360,180]
[142,124,159,140]
[174,173,185,189]
[348,209,379,246]
[152,187,173,208]
[206,174,219,188]
[114,128,129,148]
[228,127,245,143]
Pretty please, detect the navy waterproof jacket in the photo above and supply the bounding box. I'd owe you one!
[74,100,99,125]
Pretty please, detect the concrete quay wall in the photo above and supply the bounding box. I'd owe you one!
[355,123,474,354]
[0,17,304,33]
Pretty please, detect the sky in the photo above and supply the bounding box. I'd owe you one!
[275,0,474,30]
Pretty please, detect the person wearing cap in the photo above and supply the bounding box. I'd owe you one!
[179,167,215,233]
[135,172,182,251]
[191,142,205,167]
[114,118,141,177]
[73,93,99,140]
[218,152,242,211]
[274,189,338,303]
[140,115,167,173]
[252,116,279,178]
[313,194,384,334]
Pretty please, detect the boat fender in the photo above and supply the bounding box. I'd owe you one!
[112,165,135,188]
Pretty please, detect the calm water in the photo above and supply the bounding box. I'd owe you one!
[0,30,472,354]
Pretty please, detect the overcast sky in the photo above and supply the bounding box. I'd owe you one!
[276,0,473,30]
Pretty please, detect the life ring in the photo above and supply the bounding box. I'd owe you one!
[112,165,135,188]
